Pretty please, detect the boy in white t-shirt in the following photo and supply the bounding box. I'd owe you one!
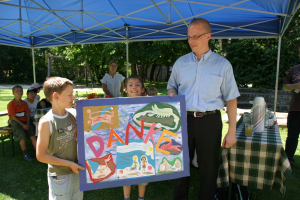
[23,87,39,120]
[31,83,43,101]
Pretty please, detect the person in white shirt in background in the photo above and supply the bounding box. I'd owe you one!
[101,60,125,98]
[30,83,43,101]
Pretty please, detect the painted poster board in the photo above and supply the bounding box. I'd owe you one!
[76,95,189,191]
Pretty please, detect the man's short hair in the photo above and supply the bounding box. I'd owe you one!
[189,18,211,33]
[12,85,22,93]
[43,77,73,102]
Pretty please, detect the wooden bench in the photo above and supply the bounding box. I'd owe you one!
[0,126,14,157]
[0,110,8,117]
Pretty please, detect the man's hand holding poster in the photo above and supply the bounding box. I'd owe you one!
[76,95,189,191]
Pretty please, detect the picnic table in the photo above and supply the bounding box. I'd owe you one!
[217,115,292,195]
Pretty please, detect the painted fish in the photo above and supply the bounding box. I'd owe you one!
[160,141,181,152]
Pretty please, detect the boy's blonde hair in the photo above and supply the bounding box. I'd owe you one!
[43,77,73,102]
[147,87,158,95]
[12,85,22,93]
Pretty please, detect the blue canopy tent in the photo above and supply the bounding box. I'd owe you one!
[0,0,299,111]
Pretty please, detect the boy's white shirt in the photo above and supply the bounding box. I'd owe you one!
[23,98,39,117]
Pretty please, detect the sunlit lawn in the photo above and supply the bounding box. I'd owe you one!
[0,82,299,200]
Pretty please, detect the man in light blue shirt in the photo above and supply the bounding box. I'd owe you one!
[168,18,240,200]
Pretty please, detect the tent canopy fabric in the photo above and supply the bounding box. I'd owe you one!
[0,0,299,48]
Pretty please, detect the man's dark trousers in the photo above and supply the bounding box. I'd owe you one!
[174,110,222,200]
[286,111,300,164]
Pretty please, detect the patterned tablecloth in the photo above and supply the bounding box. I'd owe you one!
[217,116,292,195]
[33,108,51,135]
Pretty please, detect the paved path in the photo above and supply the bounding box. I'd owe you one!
[0,84,99,91]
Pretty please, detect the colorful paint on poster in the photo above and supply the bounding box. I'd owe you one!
[77,96,189,191]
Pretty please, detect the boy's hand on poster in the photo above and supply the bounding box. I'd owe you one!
[74,97,88,109]
[69,162,85,174]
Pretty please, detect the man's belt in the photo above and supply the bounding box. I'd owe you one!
[187,110,217,117]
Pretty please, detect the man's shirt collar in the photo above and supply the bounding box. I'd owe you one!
[193,49,212,62]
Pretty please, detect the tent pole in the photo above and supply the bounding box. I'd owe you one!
[47,56,51,77]
[126,26,129,78]
[274,35,282,113]
[32,48,36,83]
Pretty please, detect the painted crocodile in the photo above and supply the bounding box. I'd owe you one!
[132,103,181,132]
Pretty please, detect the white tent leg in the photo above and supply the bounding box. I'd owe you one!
[126,40,129,78]
[32,48,36,83]
[47,56,51,77]
[274,35,282,113]
[126,26,129,78]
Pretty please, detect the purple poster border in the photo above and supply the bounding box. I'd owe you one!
[76,95,189,191]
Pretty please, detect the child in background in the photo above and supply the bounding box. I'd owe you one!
[23,87,39,120]
[7,85,36,161]
[36,77,84,200]
[141,87,147,96]
[30,83,43,101]
[37,98,52,109]
[75,91,79,99]
[123,75,147,200]
[147,87,158,96]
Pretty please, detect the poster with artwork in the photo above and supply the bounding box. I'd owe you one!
[76,95,189,191]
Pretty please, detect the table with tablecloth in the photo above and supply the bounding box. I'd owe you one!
[33,108,51,135]
[217,116,292,195]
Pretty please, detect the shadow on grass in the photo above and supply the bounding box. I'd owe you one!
[0,138,202,200]
[0,139,48,200]
[0,106,296,200]
[0,137,299,200]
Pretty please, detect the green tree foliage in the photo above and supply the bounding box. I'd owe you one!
[224,11,300,89]
[0,46,55,83]
[0,46,32,82]
[129,40,190,81]
[0,10,299,88]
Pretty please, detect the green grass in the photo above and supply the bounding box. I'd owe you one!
[0,82,299,200]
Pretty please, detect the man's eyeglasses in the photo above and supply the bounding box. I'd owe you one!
[186,32,208,40]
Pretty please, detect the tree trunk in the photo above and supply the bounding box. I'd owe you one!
[149,62,157,82]
[43,49,46,81]
[102,61,105,71]
[140,58,146,79]
[85,60,88,87]
[155,67,161,81]
[87,61,94,88]
[131,62,137,76]
[59,60,64,77]
[166,65,170,81]
[220,39,228,57]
